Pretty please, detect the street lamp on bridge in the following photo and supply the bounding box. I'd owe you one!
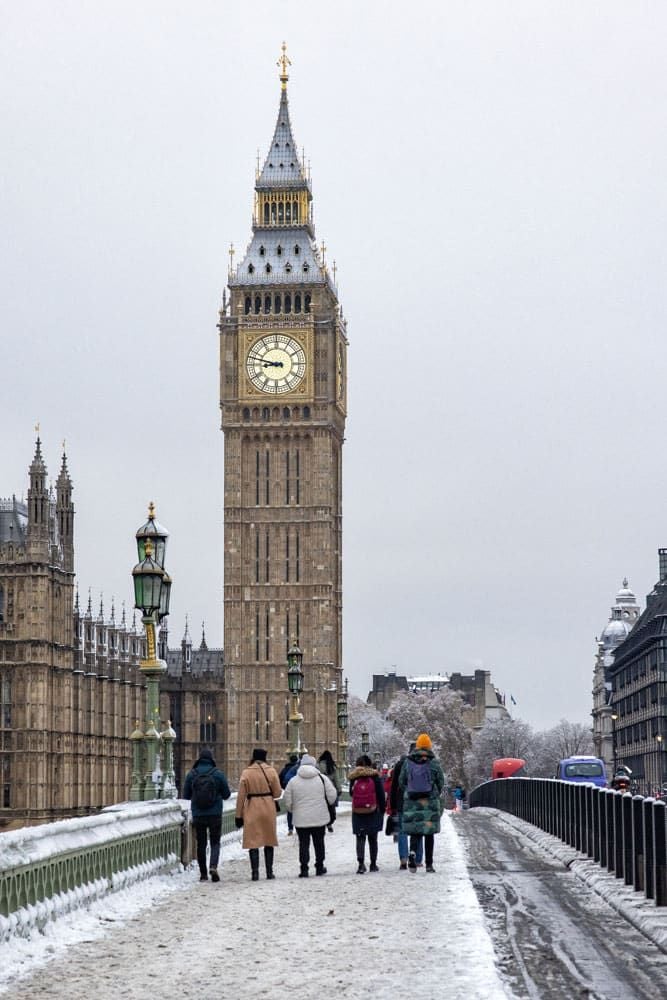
[130,503,176,801]
[287,640,304,755]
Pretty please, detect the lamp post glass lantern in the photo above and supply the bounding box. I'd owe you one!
[336,677,349,784]
[287,640,304,755]
[361,731,370,755]
[130,503,175,802]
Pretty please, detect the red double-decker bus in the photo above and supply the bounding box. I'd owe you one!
[491,758,526,780]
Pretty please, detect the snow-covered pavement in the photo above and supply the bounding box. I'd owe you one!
[0,809,509,1000]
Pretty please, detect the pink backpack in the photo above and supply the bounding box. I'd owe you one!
[352,776,377,813]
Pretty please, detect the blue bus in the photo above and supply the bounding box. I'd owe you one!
[556,756,607,788]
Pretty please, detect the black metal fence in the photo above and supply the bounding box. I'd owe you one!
[469,778,667,907]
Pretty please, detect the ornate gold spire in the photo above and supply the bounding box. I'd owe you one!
[277,41,291,91]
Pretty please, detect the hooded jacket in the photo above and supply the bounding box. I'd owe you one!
[282,755,337,828]
[348,765,386,835]
[183,752,231,819]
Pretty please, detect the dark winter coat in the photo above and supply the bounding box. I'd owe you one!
[389,754,408,814]
[279,760,298,789]
[398,749,445,835]
[348,766,386,835]
[183,756,231,819]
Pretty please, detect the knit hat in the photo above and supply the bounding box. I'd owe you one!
[415,733,432,750]
[252,748,268,762]
[299,754,317,768]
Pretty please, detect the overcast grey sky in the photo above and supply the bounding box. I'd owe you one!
[2,2,666,730]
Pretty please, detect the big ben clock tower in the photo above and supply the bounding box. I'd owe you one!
[219,47,348,780]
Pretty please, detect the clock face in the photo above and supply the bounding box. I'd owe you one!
[246,335,307,394]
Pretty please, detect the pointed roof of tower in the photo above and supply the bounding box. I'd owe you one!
[56,447,72,489]
[200,621,208,651]
[30,434,46,475]
[256,44,309,191]
[182,615,192,646]
[86,588,93,618]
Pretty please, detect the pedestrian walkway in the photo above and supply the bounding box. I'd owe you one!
[0,810,508,1000]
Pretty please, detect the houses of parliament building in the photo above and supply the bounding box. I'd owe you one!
[0,51,346,827]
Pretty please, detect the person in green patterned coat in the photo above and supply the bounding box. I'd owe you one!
[398,733,445,873]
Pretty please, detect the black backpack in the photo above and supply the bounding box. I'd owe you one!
[192,771,217,809]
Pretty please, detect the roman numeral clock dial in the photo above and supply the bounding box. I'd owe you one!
[246,335,307,394]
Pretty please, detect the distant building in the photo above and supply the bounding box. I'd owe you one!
[591,579,640,775]
[606,552,667,794]
[367,668,508,729]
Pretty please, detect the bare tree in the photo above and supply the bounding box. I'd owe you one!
[385,688,472,785]
[346,696,405,768]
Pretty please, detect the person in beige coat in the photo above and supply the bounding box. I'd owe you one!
[235,748,282,880]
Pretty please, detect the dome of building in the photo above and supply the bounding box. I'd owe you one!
[615,578,637,606]
[600,616,631,648]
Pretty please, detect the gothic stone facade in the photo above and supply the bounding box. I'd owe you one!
[219,64,347,780]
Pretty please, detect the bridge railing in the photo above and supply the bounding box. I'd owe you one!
[0,800,188,942]
[469,778,667,906]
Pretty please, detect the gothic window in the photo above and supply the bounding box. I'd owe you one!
[282,406,290,419]
[285,262,292,273]
[303,263,309,272]
[265,697,270,740]
[285,450,290,505]
[200,696,216,744]
[0,585,3,623]
[303,406,310,419]
[255,608,260,661]
[305,294,311,313]
[1,752,9,809]
[275,293,281,313]
[255,530,260,583]
[285,531,290,582]
[277,245,283,256]
[0,674,10,728]
[262,407,270,421]
[245,296,251,315]
[254,295,261,315]
[294,244,300,255]
[271,203,277,223]
[293,202,299,222]
[259,245,266,256]
[295,530,300,582]
[278,201,284,224]
[294,293,301,313]
[265,264,272,276]
[255,451,260,505]
[265,450,270,504]
[265,530,270,583]
[265,610,270,661]
[284,293,292,313]
[285,202,291,223]
[248,263,254,274]
[264,203,270,224]
[255,695,260,740]
[242,407,251,421]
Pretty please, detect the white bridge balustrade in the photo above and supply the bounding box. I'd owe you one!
[0,800,190,942]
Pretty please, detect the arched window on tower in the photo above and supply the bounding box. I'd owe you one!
[244,296,251,315]
[264,294,271,314]
[293,201,299,222]
[262,407,270,421]
[254,295,261,315]
[282,406,290,419]
[242,407,251,421]
[0,585,4,623]
[303,406,311,419]
[271,202,277,223]
[294,293,302,313]
[274,293,281,313]
[278,201,284,224]
[305,294,311,313]
[285,202,291,223]
[284,293,292,314]
[264,203,270,224]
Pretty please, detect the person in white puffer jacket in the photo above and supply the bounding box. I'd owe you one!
[282,754,337,878]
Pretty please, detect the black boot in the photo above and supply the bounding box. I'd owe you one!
[249,848,260,881]
[264,846,275,879]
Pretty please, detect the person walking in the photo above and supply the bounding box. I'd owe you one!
[282,753,337,877]
[388,743,423,870]
[279,752,299,835]
[453,784,466,812]
[349,754,385,873]
[317,749,341,832]
[398,733,445,873]
[183,748,231,883]
[235,748,282,881]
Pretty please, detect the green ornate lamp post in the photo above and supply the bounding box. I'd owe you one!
[287,640,304,756]
[361,730,370,756]
[130,503,175,800]
[337,677,349,786]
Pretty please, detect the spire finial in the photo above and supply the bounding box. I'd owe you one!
[148,501,156,520]
[622,577,628,588]
[278,41,291,91]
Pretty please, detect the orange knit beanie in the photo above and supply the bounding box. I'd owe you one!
[415,733,432,750]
